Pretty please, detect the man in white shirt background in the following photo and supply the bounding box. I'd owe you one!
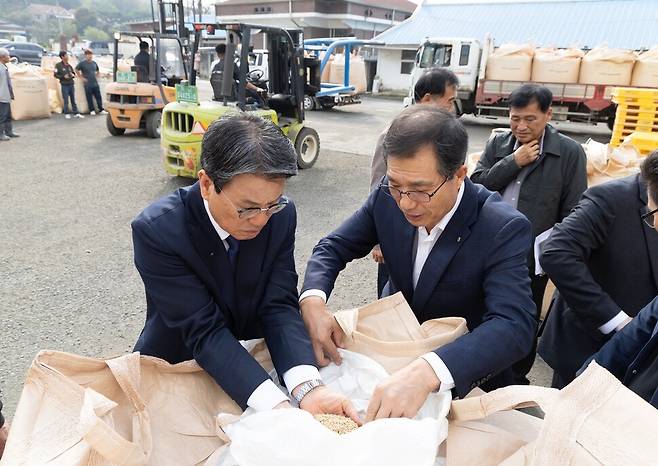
[300,106,536,419]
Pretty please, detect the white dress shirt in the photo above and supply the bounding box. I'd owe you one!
[204,200,321,410]
[300,183,466,393]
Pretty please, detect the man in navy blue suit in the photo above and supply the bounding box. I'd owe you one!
[590,151,658,408]
[300,105,536,420]
[132,113,358,420]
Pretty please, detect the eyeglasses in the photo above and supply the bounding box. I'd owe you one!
[219,188,289,219]
[642,207,658,228]
[379,177,449,203]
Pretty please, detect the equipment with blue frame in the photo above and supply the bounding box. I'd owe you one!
[303,37,382,110]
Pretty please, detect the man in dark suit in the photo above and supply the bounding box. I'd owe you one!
[300,106,536,420]
[539,170,658,387]
[132,114,357,420]
[471,84,587,383]
[589,150,658,408]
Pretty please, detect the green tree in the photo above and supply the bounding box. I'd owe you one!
[83,26,110,41]
[75,7,98,32]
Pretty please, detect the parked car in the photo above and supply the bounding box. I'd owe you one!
[71,40,111,60]
[0,41,45,66]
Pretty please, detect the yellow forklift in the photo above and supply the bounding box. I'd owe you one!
[105,0,189,138]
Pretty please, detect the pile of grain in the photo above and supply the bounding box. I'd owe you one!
[314,414,359,434]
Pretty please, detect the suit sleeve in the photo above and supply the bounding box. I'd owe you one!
[302,190,380,299]
[435,216,536,397]
[132,219,270,409]
[559,142,587,220]
[470,137,522,191]
[370,129,387,191]
[257,203,318,377]
[592,296,658,380]
[540,189,622,329]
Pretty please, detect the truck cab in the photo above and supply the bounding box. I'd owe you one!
[404,37,484,112]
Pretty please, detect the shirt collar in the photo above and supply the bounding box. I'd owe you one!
[203,199,231,241]
[513,130,545,154]
[418,180,465,240]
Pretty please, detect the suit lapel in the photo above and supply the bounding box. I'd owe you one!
[411,180,477,312]
[186,183,238,322]
[638,178,658,290]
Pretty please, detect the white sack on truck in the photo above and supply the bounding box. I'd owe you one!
[531,48,583,84]
[485,43,534,81]
[632,46,658,88]
[579,47,636,86]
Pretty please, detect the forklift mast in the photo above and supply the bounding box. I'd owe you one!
[158,0,188,39]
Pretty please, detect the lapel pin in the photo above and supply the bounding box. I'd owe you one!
[210,252,215,256]
[457,236,462,242]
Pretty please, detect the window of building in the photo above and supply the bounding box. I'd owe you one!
[400,49,416,75]
[459,44,470,66]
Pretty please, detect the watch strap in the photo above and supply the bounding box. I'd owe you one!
[292,379,324,405]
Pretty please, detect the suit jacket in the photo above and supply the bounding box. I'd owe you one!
[132,182,316,409]
[592,295,658,409]
[302,178,536,397]
[470,124,587,269]
[539,175,658,384]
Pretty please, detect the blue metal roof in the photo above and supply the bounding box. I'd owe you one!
[374,0,658,49]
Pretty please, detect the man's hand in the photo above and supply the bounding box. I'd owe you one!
[0,423,9,459]
[371,245,385,264]
[298,386,361,425]
[513,140,540,168]
[365,358,439,422]
[300,297,345,366]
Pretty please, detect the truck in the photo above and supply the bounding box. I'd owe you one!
[404,37,622,129]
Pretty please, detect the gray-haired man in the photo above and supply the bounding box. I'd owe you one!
[0,48,18,141]
[132,113,359,422]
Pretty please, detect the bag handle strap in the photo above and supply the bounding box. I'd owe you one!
[78,353,153,465]
[449,385,559,422]
[79,388,152,466]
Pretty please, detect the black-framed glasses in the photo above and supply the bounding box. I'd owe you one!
[379,177,450,203]
[642,207,658,228]
[220,188,289,219]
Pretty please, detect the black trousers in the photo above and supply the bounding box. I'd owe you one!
[511,274,549,384]
[84,83,104,112]
[377,263,389,298]
[0,101,11,126]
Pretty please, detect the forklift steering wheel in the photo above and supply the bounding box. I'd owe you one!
[247,69,264,82]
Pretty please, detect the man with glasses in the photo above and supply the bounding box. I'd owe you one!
[131,114,358,421]
[539,150,658,388]
[471,84,587,384]
[587,150,658,409]
[300,106,535,420]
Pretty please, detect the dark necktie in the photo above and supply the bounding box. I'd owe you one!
[226,236,239,270]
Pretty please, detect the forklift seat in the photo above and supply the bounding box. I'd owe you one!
[268,94,297,117]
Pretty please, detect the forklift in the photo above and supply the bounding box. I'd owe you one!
[160,22,322,178]
[105,0,190,138]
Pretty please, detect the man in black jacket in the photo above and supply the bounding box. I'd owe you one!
[471,84,587,383]
[540,166,658,387]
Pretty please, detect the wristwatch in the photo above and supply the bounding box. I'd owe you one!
[292,379,324,406]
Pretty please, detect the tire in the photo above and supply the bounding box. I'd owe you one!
[106,113,125,136]
[606,107,616,131]
[295,127,320,169]
[320,99,335,110]
[303,95,315,111]
[146,110,162,138]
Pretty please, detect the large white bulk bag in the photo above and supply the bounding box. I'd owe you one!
[579,47,636,85]
[7,63,50,120]
[485,43,534,81]
[631,46,658,88]
[531,48,583,84]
